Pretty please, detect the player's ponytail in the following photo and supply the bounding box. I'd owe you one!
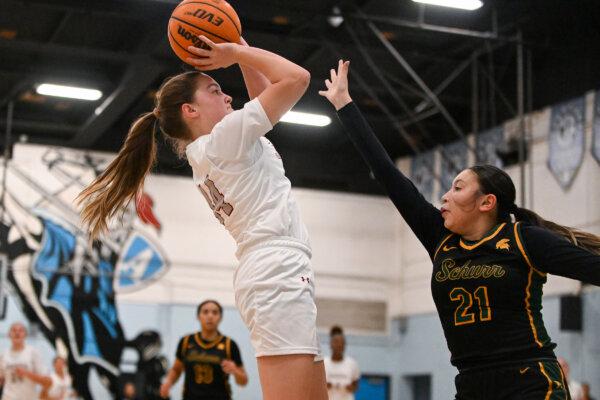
[470,165,600,256]
[512,206,600,255]
[77,112,157,239]
[78,71,204,239]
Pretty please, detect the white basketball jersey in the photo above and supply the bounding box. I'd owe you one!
[186,98,310,258]
[0,345,45,400]
[46,372,73,400]
[324,355,361,400]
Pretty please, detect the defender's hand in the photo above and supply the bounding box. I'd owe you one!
[319,59,352,110]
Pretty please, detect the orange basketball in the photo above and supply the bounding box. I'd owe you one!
[168,0,242,65]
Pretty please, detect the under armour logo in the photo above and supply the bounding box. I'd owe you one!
[301,277,310,283]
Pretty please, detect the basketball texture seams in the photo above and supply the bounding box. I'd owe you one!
[168,0,241,65]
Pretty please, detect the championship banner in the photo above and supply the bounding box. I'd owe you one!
[593,90,600,165]
[410,150,435,202]
[476,126,504,168]
[441,140,469,194]
[548,97,585,190]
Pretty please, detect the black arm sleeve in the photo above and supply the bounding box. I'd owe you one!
[521,225,600,285]
[337,102,447,257]
[230,340,243,366]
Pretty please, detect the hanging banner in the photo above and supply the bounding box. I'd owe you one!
[593,90,600,165]
[548,97,585,190]
[440,140,469,194]
[475,126,505,168]
[411,150,435,202]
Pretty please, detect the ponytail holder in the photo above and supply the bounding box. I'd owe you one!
[152,108,160,119]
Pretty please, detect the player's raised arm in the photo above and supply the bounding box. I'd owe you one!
[186,36,310,127]
[320,60,446,256]
[237,37,270,101]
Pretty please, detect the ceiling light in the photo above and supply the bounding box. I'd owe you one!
[411,0,483,11]
[272,15,290,25]
[36,83,102,101]
[281,111,331,127]
[327,6,344,28]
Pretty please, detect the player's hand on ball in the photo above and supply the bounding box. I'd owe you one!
[319,59,352,111]
[186,35,239,71]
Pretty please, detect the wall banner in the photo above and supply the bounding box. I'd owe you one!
[475,126,505,168]
[411,150,436,202]
[440,140,469,194]
[548,97,585,190]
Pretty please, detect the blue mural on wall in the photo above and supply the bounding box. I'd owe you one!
[0,148,170,399]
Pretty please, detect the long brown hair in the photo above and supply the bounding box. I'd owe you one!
[77,71,203,239]
[470,165,600,255]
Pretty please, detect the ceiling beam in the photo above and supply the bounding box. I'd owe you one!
[0,120,76,138]
[0,37,131,64]
[70,56,164,148]
[70,24,168,148]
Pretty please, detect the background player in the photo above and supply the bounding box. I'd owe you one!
[324,326,360,400]
[39,356,74,400]
[77,37,327,400]
[160,300,247,400]
[0,322,50,400]
[320,60,600,399]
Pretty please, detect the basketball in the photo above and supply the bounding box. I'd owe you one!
[168,0,242,65]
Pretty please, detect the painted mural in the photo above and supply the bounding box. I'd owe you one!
[0,146,170,399]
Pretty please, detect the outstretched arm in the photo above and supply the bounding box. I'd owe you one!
[320,60,447,256]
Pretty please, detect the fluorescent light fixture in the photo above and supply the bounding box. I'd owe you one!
[281,111,331,127]
[327,6,344,28]
[412,0,483,10]
[36,83,102,101]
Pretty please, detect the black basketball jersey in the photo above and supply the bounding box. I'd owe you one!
[431,222,555,369]
[176,333,243,400]
[335,102,600,371]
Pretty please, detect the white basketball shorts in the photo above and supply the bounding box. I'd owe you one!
[234,239,322,361]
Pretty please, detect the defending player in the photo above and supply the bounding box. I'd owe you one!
[160,300,246,399]
[320,60,600,399]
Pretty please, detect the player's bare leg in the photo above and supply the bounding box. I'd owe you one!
[257,354,328,400]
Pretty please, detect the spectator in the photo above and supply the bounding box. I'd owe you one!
[582,383,595,400]
[40,356,74,400]
[122,382,140,400]
[0,322,50,400]
[324,326,360,400]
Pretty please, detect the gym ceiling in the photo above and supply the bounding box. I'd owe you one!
[1,0,599,194]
